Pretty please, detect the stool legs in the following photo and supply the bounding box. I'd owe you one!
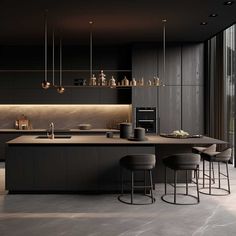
[162,167,200,205]
[186,170,188,195]
[119,168,155,205]
[200,160,231,196]
[149,170,154,203]
[226,162,231,194]
[174,170,177,204]
[164,166,167,195]
[196,169,200,203]
[209,161,212,195]
[131,171,134,204]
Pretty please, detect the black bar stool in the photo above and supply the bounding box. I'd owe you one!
[192,144,216,183]
[118,154,156,205]
[161,153,200,205]
[200,148,231,196]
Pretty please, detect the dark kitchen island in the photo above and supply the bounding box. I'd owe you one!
[5,135,226,192]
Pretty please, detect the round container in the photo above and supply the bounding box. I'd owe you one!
[78,124,92,130]
[106,131,113,138]
[134,127,145,140]
[120,123,132,139]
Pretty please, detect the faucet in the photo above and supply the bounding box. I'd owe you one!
[48,122,55,139]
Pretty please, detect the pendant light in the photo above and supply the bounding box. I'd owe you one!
[162,19,167,86]
[57,38,65,94]
[52,30,55,87]
[89,21,93,80]
[41,10,51,89]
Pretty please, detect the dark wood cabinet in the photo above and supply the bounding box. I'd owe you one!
[159,86,182,133]
[157,44,182,86]
[182,86,204,134]
[182,43,204,86]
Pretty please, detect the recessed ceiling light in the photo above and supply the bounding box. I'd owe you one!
[209,13,218,17]
[200,22,208,25]
[224,1,234,5]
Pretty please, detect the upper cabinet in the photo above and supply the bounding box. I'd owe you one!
[182,43,204,86]
[157,44,182,86]
[132,44,158,82]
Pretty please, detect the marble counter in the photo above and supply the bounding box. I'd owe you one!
[7,135,226,145]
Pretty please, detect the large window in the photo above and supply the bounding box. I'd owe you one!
[224,24,236,164]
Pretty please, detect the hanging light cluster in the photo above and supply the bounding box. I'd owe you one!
[41,10,65,94]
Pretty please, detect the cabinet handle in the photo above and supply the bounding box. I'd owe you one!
[138,120,155,122]
[137,110,155,112]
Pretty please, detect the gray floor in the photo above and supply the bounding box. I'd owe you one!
[0,162,236,236]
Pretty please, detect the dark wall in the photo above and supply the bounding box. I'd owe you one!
[0,45,132,104]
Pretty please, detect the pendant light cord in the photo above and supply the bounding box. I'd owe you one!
[44,10,48,83]
[89,21,93,79]
[52,30,55,86]
[163,19,166,84]
[60,38,62,86]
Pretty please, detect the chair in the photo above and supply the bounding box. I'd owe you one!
[200,148,231,196]
[118,154,156,205]
[161,153,200,205]
[192,144,216,183]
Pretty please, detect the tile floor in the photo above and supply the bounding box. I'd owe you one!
[0,162,236,236]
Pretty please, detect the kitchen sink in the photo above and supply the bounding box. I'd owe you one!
[36,135,72,139]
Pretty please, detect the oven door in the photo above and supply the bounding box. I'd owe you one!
[136,119,156,133]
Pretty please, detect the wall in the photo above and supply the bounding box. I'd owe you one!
[0,105,131,129]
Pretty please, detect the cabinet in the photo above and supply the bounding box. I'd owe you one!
[182,43,204,86]
[159,86,182,133]
[182,86,204,134]
[157,44,182,86]
[6,144,155,192]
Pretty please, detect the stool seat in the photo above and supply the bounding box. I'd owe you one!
[192,146,207,154]
[120,154,156,170]
[163,153,200,170]
[202,149,231,162]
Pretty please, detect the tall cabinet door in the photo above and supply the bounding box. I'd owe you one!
[182,86,204,134]
[157,44,182,86]
[132,45,158,132]
[159,86,182,133]
[182,43,204,134]
[132,44,157,82]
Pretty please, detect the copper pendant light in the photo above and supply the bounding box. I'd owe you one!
[57,38,65,94]
[162,19,167,86]
[42,10,51,89]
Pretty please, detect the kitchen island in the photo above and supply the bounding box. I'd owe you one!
[5,135,226,192]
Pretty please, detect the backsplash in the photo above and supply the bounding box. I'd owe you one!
[0,105,131,129]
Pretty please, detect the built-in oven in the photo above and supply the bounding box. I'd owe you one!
[136,107,157,133]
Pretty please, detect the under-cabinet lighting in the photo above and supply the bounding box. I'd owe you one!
[0,104,131,107]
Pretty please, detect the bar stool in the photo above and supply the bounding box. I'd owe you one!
[200,148,231,196]
[118,154,156,205]
[192,144,216,182]
[161,153,200,205]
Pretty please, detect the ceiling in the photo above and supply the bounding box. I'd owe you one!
[0,0,235,45]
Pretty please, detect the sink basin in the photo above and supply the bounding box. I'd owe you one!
[36,135,72,139]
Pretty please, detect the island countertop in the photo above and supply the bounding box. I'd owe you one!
[7,135,226,145]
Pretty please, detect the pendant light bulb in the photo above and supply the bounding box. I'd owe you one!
[57,38,65,94]
[42,80,50,89]
[57,86,65,94]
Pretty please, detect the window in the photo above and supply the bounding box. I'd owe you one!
[224,24,236,164]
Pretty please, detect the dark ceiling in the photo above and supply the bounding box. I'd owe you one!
[0,0,235,45]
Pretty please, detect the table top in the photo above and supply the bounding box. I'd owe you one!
[7,135,227,145]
